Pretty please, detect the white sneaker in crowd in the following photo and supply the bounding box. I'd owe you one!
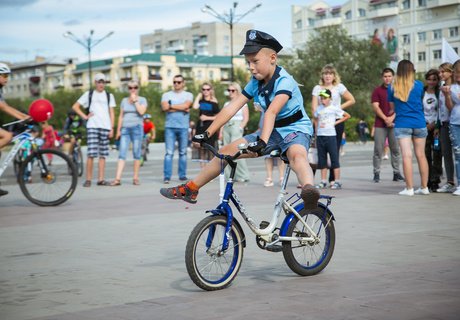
[415,187,430,195]
[437,183,456,193]
[453,187,460,196]
[398,188,414,196]
[383,154,389,160]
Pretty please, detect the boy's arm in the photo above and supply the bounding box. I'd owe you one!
[72,101,89,121]
[0,100,29,120]
[205,94,249,136]
[259,94,290,143]
[335,111,351,126]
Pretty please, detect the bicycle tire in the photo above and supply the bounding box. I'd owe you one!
[282,208,335,276]
[18,149,78,206]
[75,149,84,177]
[185,215,244,291]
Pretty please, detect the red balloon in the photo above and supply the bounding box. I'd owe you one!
[29,99,54,122]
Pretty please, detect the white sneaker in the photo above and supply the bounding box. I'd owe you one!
[437,183,456,193]
[453,187,460,196]
[398,188,414,196]
[415,187,430,195]
[383,154,389,160]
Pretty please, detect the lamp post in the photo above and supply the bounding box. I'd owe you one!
[202,2,261,82]
[63,30,114,89]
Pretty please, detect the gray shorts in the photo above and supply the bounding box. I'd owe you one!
[244,130,311,158]
[394,127,428,139]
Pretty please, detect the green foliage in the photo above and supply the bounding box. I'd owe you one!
[281,26,390,140]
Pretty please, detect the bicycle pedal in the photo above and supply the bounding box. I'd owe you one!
[259,221,270,229]
[265,244,283,252]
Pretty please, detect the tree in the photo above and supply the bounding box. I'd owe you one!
[281,26,390,140]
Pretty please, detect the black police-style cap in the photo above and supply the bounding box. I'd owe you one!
[239,30,283,55]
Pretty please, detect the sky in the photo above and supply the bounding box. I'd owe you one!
[1,0,344,64]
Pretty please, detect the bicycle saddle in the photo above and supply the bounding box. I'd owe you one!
[268,148,290,164]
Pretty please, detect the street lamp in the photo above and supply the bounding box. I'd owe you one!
[202,2,261,82]
[63,30,114,89]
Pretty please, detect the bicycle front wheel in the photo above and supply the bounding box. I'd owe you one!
[282,208,335,276]
[75,149,84,177]
[185,215,244,291]
[18,149,78,206]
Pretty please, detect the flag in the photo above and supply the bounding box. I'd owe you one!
[442,38,460,63]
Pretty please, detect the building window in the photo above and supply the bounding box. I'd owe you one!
[418,52,426,62]
[308,18,315,26]
[433,49,441,60]
[403,34,410,45]
[402,0,410,9]
[449,27,459,38]
[296,19,302,29]
[403,52,410,61]
[418,32,426,42]
[155,41,161,52]
[433,29,442,40]
[418,0,426,6]
[358,8,366,17]
[345,10,351,20]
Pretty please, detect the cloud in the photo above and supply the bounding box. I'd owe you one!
[0,48,29,55]
[63,19,81,26]
[0,0,38,7]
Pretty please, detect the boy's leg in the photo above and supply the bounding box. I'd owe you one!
[285,144,314,186]
[160,137,255,203]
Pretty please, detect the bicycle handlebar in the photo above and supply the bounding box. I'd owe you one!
[201,142,248,165]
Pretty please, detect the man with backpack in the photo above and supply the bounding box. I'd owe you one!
[72,73,116,187]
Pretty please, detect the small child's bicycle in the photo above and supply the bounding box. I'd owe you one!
[0,119,78,206]
[185,143,336,291]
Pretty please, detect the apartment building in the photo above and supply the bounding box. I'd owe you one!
[3,53,245,99]
[140,21,253,56]
[1,57,69,100]
[291,0,460,72]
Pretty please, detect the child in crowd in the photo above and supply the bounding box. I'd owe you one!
[314,89,350,189]
[41,121,56,165]
[160,29,319,206]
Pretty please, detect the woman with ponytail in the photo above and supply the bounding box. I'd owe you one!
[388,60,429,196]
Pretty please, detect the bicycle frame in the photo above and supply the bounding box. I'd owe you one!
[0,131,31,177]
[208,150,334,252]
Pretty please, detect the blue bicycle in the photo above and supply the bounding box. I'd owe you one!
[185,143,336,291]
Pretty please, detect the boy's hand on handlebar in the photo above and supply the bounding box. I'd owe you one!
[192,131,210,146]
[247,137,266,156]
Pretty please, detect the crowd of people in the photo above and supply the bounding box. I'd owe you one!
[1,31,460,199]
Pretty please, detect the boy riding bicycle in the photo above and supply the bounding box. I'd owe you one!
[0,63,30,196]
[160,30,319,206]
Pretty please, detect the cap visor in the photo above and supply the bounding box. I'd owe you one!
[239,45,262,55]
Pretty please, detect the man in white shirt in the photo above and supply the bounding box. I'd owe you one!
[72,73,116,187]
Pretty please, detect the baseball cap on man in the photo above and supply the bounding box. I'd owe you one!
[239,30,283,55]
[319,89,332,98]
[94,73,106,82]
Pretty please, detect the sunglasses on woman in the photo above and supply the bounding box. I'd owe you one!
[227,89,236,93]
[128,86,138,90]
[202,88,211,91]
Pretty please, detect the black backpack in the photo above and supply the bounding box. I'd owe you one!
[87,89,111,113]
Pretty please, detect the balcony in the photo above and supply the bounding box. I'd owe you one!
[427,0,459,8]
[72,83,83,88]
[148,74,162,80]
[166,44,185,53]
[315,17,343,28]
[368,6,399,19]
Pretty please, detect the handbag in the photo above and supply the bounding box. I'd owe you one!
[308,147,318,165]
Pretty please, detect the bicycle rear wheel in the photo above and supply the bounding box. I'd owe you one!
[185,215,244,291]
[18,149,78,206]
[282,208,335,276]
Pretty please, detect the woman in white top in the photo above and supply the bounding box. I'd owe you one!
[220,82,250,182]
[437,62,456,193]
[445,59,460,196]
[311,64,355,183]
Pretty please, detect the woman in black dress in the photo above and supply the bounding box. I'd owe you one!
[193,83,220,167]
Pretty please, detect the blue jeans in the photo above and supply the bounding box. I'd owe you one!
[164,127,188,180]
[118,125,143,160]
[449,124,460,184]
